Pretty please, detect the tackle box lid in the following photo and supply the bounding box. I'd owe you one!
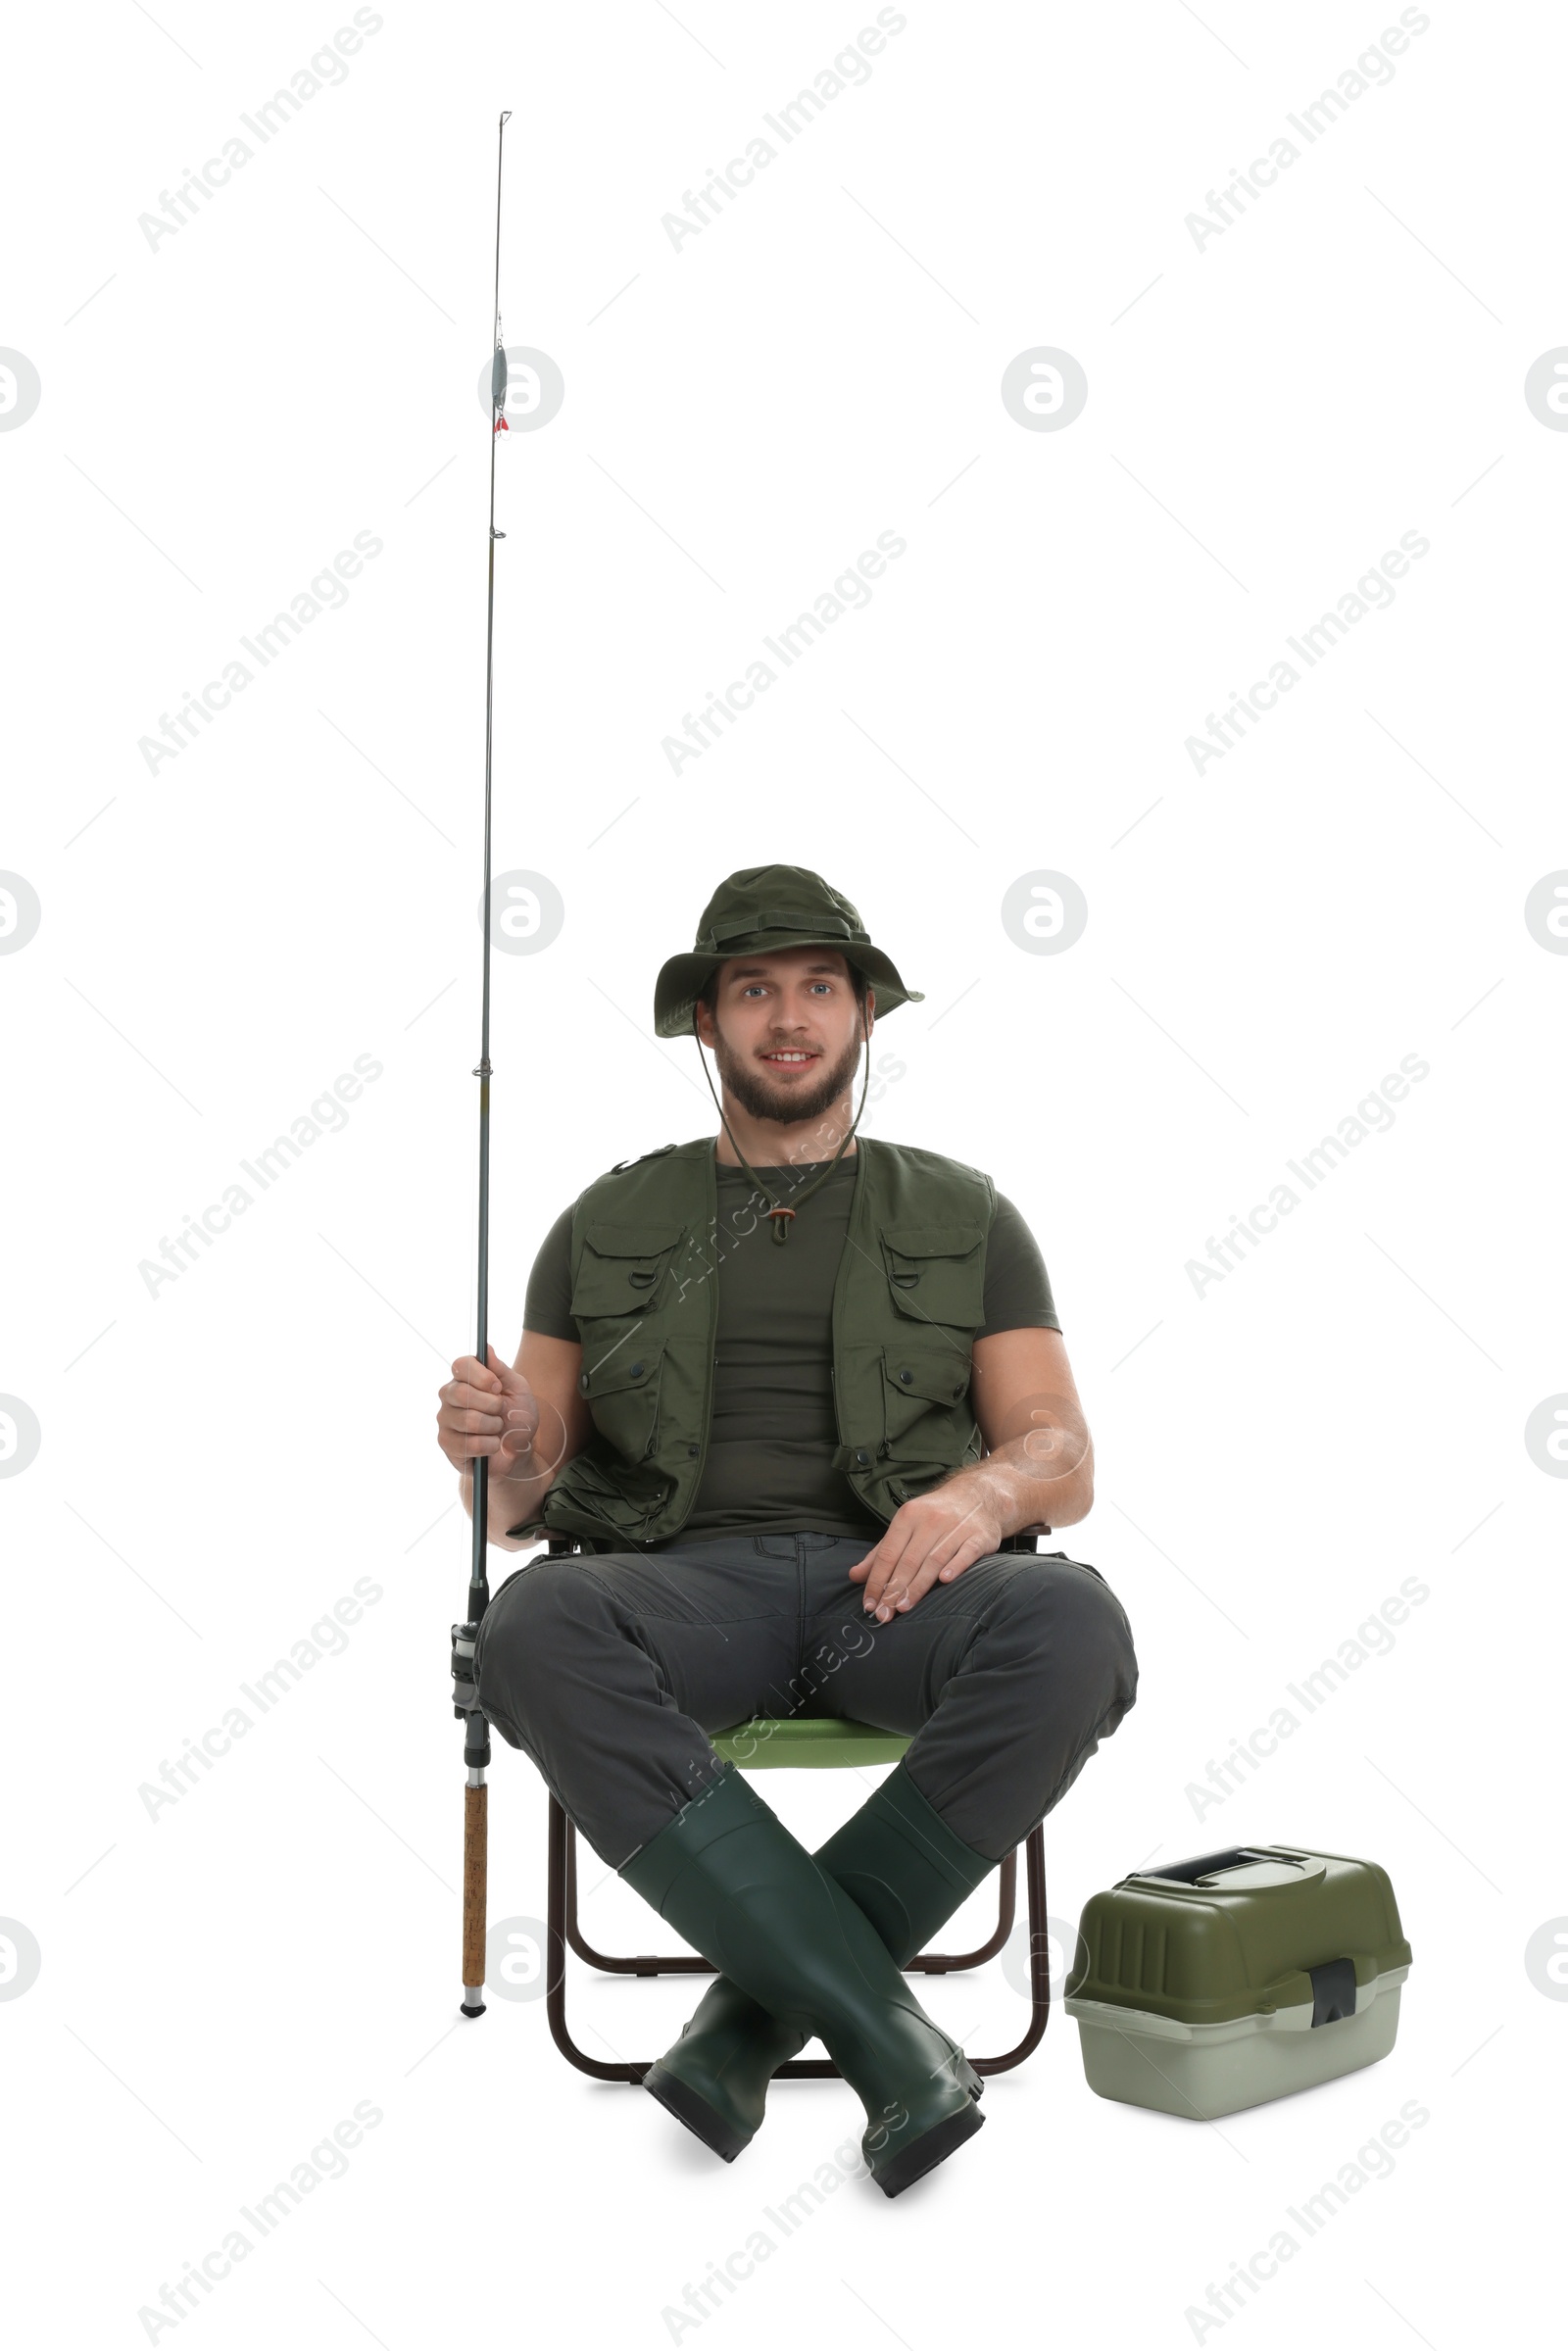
[1065,1843,1413,2030]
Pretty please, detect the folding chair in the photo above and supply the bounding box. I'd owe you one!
[543,1715,1051,2082]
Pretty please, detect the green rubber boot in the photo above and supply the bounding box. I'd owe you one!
[620,1761,984,2198]
[815,1758,1000,1970]
[643,1761,997,2162]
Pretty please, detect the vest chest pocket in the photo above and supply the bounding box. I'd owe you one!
[577,1339,665,1464]
[881,1224,987,1329]
[570,1220,684,1322]
[569,1221,683,1466]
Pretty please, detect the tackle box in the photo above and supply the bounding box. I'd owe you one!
[1063,1844,1412,2120]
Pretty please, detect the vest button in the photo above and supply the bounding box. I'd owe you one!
[898,1368,912,1385]
[630,1361,645,1378]
[953,1382,963,1397]
[854,1447,870,1466]
[578,1373,590,1394]
[688,1443,700,1458]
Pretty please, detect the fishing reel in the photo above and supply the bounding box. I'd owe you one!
[451,1622,490,1771]
[450,1621,479,1717]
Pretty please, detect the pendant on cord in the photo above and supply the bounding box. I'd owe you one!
[768,1206,795,1245]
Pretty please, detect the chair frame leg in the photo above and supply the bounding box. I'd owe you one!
[543,1795,1051,2083]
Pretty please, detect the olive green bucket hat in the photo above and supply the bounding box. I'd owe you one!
[653,864,924,1038]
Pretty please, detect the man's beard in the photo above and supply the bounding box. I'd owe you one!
[711,1024,864,1138]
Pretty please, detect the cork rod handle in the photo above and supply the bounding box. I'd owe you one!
[463,1783,488,1999]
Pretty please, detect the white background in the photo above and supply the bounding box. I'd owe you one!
[2,1,1562,2343]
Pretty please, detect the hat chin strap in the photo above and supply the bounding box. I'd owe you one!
[693,1011,872,1243]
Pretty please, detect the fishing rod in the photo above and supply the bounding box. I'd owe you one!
[451,106,512,2022]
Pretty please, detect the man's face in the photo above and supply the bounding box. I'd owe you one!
[695,947,873,1131]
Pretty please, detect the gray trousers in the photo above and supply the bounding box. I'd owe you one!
[472,1532,1139,1869]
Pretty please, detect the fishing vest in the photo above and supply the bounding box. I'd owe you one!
[539,1134,997,1548]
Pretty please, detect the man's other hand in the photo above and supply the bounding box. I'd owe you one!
[848,1478,1004,1622]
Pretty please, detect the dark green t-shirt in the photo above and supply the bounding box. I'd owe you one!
[525,1154,1060,1541]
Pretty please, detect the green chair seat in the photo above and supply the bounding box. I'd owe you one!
[710,1717,911,1770]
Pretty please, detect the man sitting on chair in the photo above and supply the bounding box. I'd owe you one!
[434,865,1138,2197]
